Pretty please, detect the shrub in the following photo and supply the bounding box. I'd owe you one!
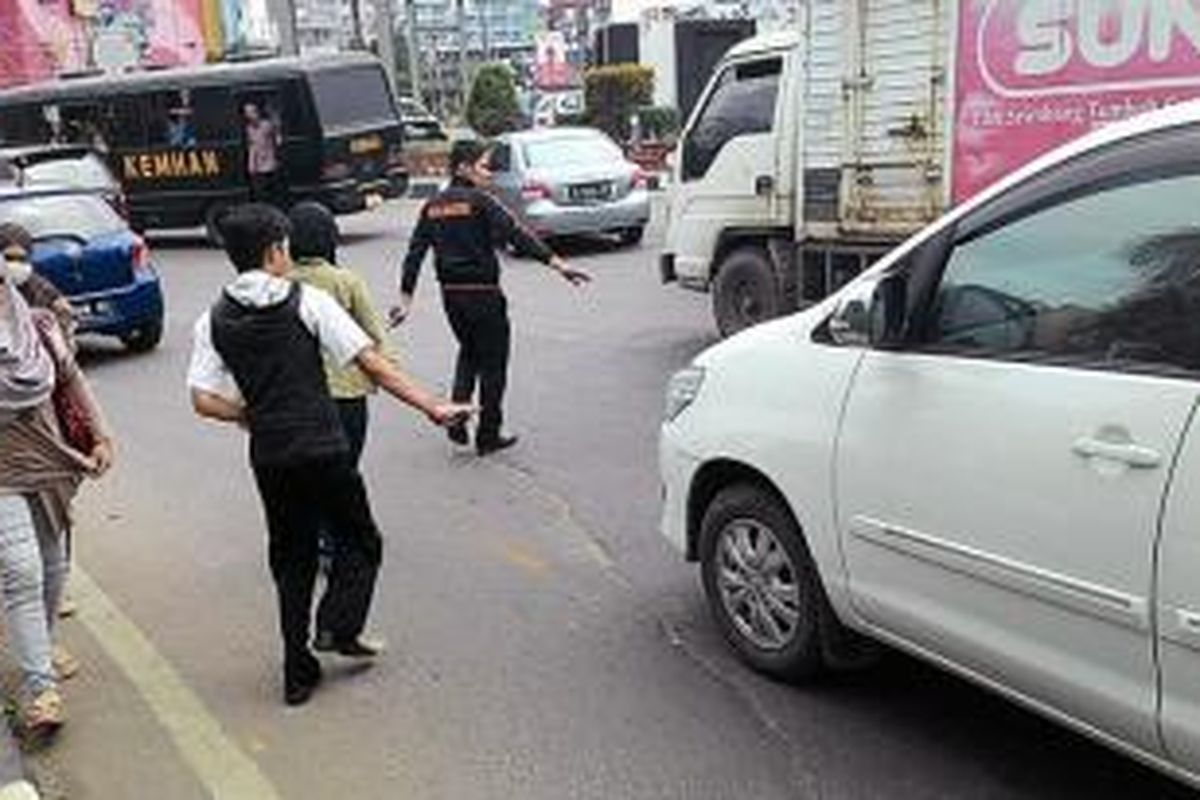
[583,64,654,142]
[467,63,521,137]
[638,105,679,143]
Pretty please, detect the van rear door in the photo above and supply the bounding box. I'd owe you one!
[307,63,405,209]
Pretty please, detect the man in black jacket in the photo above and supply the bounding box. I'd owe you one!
[391,140,590,455]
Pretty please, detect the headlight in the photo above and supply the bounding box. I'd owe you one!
[665,366,705,422]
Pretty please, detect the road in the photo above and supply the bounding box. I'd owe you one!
[33,199,1193,799]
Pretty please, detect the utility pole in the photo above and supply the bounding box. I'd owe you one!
[375,0,397,90]
[455,0,467,114]
[405,0,422,100]
[348,0,366,49]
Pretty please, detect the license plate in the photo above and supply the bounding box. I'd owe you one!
[570,182,612,202]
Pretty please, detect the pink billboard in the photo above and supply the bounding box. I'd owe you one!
[0,0,208,89]
[953,0,1200,203]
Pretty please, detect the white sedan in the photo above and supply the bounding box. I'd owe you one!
[660,98,1200,789]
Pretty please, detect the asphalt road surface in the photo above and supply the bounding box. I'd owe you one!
[36,199,1194,799]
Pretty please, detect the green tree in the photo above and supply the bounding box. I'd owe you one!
[466,63,520,137]
[583,65,654,142]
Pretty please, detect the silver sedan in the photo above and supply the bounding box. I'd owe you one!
[490,128,651,246]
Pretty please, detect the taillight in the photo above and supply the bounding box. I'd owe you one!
[322,161,352,181]
[631,167,648,190]
[131,236,152,275]
[521,181,552,202]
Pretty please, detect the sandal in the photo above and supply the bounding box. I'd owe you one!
[53,646,80,681]
[23,688,65,737]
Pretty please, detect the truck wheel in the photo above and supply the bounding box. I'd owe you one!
[712,247,779,338]
[618,225,645,247]
[699,484,827,682]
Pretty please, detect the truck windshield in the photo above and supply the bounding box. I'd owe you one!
[309,66,397,130]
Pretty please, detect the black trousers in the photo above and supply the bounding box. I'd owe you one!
[442,290,510,444]
[335,397,369,467]
[252,454,382,679]
[249,170,286,209]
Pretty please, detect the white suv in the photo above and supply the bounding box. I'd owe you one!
[660,99,1200,788]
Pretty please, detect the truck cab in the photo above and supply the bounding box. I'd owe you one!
[662,32,800,337]
[663,3,950,337]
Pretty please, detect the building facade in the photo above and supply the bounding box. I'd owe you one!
[401,0,539,116]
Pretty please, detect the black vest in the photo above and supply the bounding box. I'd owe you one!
[210,282,347,467]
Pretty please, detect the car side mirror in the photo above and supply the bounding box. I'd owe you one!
[829,273,907,348]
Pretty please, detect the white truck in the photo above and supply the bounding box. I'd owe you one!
[662,0,1200,335]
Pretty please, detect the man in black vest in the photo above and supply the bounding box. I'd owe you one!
[187,204,470,706]
[391,139,591,456]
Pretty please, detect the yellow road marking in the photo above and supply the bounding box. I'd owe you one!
[72,569,281,800]
[497,539,551,574]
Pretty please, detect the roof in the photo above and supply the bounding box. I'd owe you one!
[0,144,94,165]
[724,30,801,60]
[500,126,612,143]
[0,185,97,202]
[0,52,384,107]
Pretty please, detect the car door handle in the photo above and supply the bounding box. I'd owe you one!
[755,175,774,196]
[1072,437,1162,469]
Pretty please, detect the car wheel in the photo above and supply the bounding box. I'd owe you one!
[205,204,232,248]
[619,226,645,247]
[122,321,163,353]
[699,484,826,682]
[712,247,779,338]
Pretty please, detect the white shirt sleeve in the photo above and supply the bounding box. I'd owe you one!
[298,285,373,367]
[186,312,242,400]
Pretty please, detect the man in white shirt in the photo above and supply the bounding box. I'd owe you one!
[187,204,470,706]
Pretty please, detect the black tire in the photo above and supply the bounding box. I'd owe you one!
[712,247,780,338]
[204,204,232,248]
[618,225,645,247]
[699,484,827,682]
[122,320,163,353]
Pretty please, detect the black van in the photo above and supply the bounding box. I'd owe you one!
[0,53,408,240]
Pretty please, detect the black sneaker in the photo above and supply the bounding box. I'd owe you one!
[313,631,385,659]
[477,434,518,456]
[447,421,469,446]
[284,655,323,706]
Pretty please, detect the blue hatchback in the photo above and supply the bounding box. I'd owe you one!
[0,188,164,351]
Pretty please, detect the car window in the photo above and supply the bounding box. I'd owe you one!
[309,66,396,129]
[682,57,781,182]
[0,195,123,239]
[490,142,512,172]
[22,156,112,188]
[927,172,1200,375]
[522,135,623,169]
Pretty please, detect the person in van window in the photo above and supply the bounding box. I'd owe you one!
[243,103,284,207]
[167,108,196,148]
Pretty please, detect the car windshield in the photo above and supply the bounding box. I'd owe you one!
[522,134,624,169]
[22,156,112,189]
[0,194,123,239]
